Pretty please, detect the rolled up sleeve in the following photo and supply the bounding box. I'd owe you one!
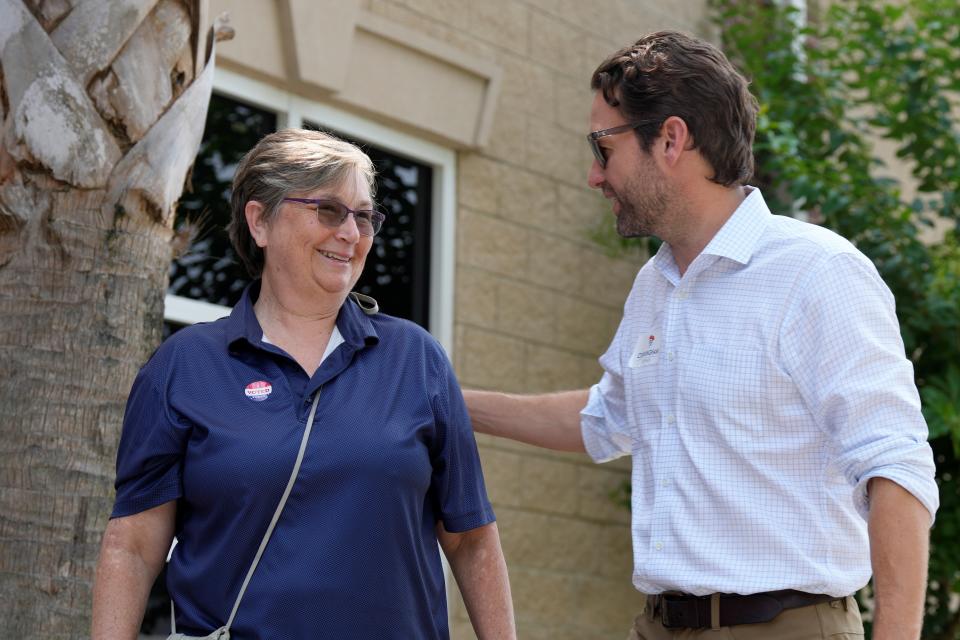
[581,320,633,464]
[782,252,939,524]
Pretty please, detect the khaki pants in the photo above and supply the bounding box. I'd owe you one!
[627,595,863,640]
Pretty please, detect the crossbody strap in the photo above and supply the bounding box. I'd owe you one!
[224,388,322,630]
[170,388,322,636]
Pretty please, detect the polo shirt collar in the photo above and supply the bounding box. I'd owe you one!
[336,290,379,348]
[226,280,379,353]
[225,281,263,351]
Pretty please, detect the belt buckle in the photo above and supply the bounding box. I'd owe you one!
[659,594,689,629]
[659,596,673,628]
[661,593,711,629]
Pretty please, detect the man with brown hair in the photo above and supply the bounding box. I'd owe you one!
[465,31,937,639]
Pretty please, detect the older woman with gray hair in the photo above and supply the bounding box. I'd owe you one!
[91,129,515,640]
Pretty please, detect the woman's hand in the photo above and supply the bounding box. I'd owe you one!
[91,501,176,640]
[437,521,516,640]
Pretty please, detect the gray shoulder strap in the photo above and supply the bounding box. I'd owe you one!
[348,291,379,315]
[224,389,321,629]
[170,389,322,639]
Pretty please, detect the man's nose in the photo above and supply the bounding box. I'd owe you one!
[587,157,605,190]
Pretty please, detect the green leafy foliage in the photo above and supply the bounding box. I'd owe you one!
[707,1,960,636]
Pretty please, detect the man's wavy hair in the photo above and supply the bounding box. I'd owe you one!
[591,31,758,187]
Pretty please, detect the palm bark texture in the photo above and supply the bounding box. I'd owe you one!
[0,0,221,635]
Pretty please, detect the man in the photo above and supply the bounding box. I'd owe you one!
[464,31,938,640]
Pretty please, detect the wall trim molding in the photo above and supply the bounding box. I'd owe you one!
[214,0,502,149]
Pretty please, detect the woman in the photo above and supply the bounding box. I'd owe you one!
[91,129,515,639]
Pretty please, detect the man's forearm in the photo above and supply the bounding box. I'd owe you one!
[463,389,589,452]
[868,477,931,640]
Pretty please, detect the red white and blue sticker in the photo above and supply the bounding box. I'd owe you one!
[244,380,273,402]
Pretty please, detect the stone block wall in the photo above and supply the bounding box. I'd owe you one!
[357,1,712,636]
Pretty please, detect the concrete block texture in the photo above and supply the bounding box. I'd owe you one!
[460,326,527,390]
[529,10,584,77]
[467,0,531,56]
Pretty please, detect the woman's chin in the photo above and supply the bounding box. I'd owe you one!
[312,272,360,298]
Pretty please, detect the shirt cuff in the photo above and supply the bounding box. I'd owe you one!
[853,463,940,526]
[580,383,630,464]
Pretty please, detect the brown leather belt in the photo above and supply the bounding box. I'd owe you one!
[650,590,843,629]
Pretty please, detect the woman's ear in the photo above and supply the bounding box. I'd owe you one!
[245,201,269,248]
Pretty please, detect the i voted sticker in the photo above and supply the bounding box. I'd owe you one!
[629,333,661,368]
[244,380,273,401]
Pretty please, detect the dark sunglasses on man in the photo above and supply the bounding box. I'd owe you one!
[587,119,662,168]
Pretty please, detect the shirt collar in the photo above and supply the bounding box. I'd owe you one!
[651,187,769,283]
[225,281,264,351]
[699,186,770,265]
[651,241,681,285]
[226,280,379,352]
[336,290,380,348]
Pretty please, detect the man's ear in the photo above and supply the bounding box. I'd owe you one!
[245,201,269,248]
[660,116,691,168]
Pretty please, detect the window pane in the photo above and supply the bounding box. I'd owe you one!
[168,94,277,307]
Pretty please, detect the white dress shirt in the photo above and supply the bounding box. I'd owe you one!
[581,187,939,597]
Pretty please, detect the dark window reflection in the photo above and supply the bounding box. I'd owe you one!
[168,94,434,329]
[162,321,183,340]
[168,94,276,307]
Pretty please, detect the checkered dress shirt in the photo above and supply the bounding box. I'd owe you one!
[581,187,939,596]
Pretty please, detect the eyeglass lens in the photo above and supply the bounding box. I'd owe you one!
[589,140,607,168]
[291,199,384,236]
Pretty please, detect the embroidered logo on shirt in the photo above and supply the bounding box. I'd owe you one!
[629,332,661,368]
[244,380,273,402]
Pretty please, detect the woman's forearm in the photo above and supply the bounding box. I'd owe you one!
[440,522,516,639]
[91,540,160,639]
[91,502,176,640]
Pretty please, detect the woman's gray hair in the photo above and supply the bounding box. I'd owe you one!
[228,128,376,277]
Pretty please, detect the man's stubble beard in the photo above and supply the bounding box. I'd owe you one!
[614,164,671,239]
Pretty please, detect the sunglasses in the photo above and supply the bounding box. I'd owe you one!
[282,198,386,237]
[586,119,662,168]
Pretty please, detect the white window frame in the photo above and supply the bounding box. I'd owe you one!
[164,67,457,355]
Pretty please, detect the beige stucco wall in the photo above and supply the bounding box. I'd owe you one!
[209,1,713,637]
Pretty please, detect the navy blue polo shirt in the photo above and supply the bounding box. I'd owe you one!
[112,282,495,639]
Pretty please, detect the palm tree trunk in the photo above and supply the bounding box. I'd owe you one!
[0,1,220,635]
